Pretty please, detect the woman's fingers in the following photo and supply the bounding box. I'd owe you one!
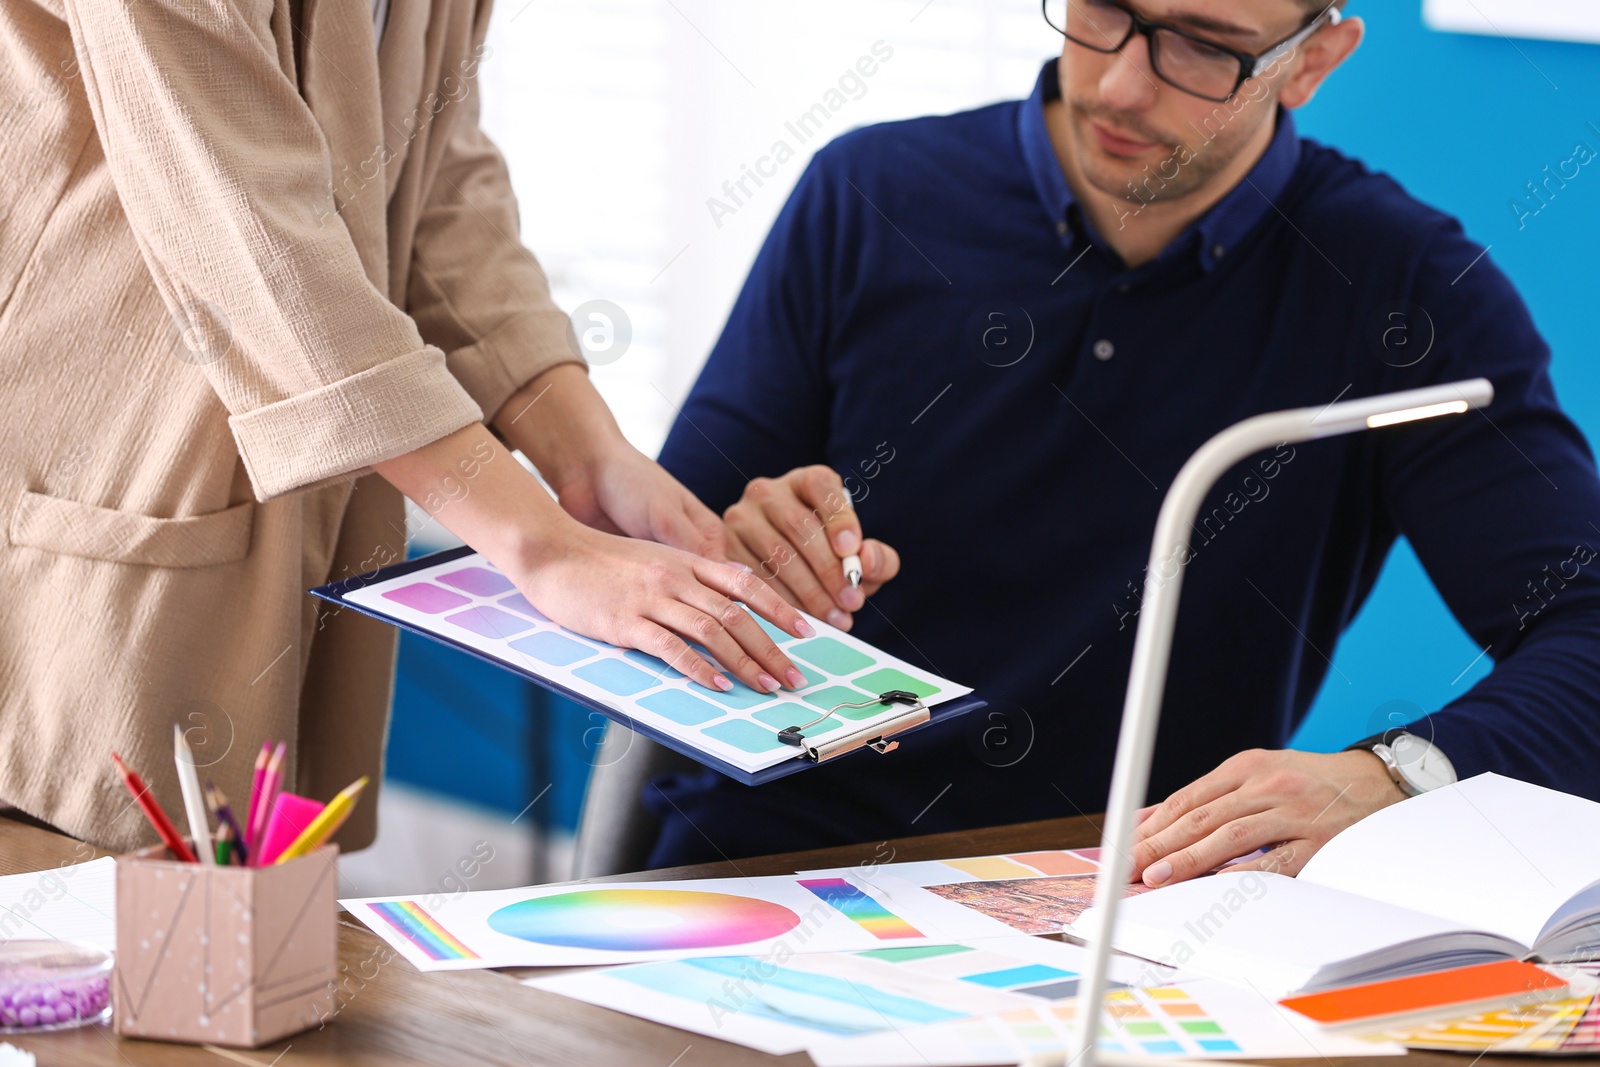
[626,619,731,693]
[679,582,809,692]
[695,558,815,642]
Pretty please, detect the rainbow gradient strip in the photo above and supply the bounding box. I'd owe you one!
[798,877,924,940]
[368,900,480,961]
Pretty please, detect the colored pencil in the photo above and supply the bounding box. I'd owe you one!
[205,781,249,865]
[173,725,215,865]
[273,776,369,864]
[249,741,286,852]
[215,820,233,866]
[243,740,271,850]
[111,752,197,863]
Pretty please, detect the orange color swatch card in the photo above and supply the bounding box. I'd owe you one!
[1280,960,1569,1031]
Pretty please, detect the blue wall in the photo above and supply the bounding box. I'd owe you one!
[1288,5,1600,750]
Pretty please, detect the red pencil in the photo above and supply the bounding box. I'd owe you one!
[112,752,197,863]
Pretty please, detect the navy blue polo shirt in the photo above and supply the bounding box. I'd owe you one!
[648,60,1600,866]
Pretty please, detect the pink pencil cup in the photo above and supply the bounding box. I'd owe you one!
[113,841,338,1047]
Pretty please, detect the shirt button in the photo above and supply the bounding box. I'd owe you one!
[1093,339,1115,361]
[1116,283,1132,295]
[1212,243,1227,260]
[1056,220,1070,237]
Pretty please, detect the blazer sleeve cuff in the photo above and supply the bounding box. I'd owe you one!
[229,346,483,501]
[443,306,587,425]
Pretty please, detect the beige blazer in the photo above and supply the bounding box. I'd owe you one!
[0,0,581,850]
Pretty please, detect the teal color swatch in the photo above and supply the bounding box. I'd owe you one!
[636,690,725,726]
[791,637,876,675]
[702,719,784,753]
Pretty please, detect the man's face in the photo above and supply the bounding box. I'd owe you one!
[1059,0,1316,205]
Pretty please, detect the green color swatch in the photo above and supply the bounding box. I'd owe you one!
[852,667,940,699]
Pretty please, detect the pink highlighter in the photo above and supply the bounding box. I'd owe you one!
[253,793,326,866]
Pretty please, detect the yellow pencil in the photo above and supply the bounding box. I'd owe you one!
[272,776,369,864]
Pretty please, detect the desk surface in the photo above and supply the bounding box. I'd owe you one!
[0,812,1548,1067]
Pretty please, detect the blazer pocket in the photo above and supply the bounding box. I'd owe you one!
[7,491,254,568]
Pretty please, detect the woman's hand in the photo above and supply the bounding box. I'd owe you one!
[510,521,814,694]
[493,363,729,560]
[375,421,814,695]
[554,441,731,563]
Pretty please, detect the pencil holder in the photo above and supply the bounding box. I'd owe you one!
[112,842,338,1047]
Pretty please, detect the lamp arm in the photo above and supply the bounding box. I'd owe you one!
[1069,410,1311,1065]
[1068,377,1492,1067]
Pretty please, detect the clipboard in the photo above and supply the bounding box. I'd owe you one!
[311,547,986,786]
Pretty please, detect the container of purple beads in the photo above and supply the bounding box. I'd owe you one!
[0,941,113,1033]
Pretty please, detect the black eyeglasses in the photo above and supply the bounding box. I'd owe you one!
[1043,0,1341,103]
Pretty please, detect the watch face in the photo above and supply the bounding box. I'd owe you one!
[1389,733,1458,793]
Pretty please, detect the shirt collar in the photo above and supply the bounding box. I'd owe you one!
[1017,58,1302,273]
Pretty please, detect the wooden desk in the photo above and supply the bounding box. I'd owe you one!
[0,812,1544,1067]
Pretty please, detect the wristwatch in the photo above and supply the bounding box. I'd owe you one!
[1345,728,1458,797]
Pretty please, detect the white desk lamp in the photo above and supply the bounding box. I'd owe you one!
[1056,378,1496,1067]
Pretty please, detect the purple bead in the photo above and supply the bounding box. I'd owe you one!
[17,1006,37,1026]
[41,986,61,1004]
[35,1005,57,1026]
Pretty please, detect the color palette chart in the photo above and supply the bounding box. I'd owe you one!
[340,552,971,774]
[1372,963,1600,1054]
[526,938,1124,1056]
[800,878,925,941]
[367,900,480,962]
[805,978,1398,1066]
[343,875,936,971]
[802,850,1156,939]
[487,889,803,952]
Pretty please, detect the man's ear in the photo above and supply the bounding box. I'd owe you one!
[1279,16,1364,110]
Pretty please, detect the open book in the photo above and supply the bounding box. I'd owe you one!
[1070,773,1600,998]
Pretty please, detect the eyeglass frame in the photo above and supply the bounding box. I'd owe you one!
[1043,0,1344,103]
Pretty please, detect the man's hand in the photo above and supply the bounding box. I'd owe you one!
[1128,748,1409,886]
[723,466,900,631]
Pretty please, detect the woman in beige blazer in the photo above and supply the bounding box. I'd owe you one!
[0,0,814,851]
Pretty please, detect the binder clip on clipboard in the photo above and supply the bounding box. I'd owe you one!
[776,690,930,763]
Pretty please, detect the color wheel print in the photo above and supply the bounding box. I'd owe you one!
[487,889,803,951]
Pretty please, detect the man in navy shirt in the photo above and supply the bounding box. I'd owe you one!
[648,0,1600,882]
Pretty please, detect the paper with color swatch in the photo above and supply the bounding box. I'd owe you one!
[342,875,956,971]
[341,552,971,774]
[802,848,1158,940]
[526,936,1164,1056]
[804,977,1404,1065]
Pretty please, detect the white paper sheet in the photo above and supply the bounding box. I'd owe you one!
[342,551,972,774]
[343,874,960,971]
[526,936,1148,1055]
[0,858,117,954]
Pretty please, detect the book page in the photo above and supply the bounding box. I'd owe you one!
[1070,871,1495,999]
[1299,773,1600,948]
